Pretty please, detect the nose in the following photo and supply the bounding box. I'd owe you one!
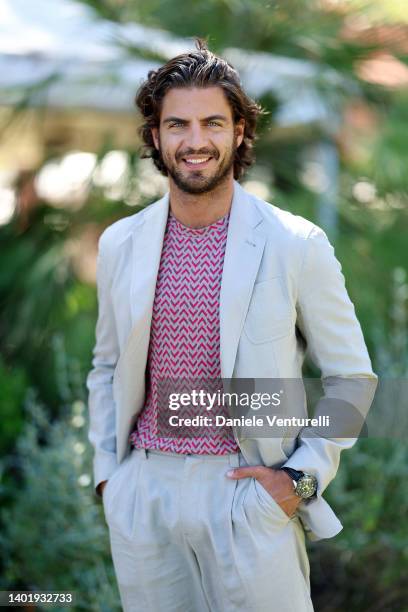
[186,122,208,150]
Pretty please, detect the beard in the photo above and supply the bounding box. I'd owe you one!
[158,136,237,195]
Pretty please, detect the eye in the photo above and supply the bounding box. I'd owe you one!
[169,122,184,128]
[208,121,221,127]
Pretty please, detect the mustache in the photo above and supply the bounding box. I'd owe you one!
[177,149,219,160]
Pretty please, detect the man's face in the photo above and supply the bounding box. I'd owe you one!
[151,86,245,194]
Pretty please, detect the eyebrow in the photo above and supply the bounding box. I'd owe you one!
[162,114,229,125]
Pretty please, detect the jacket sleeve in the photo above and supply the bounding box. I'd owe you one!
[86,230,120,496]
[282,225,378,496]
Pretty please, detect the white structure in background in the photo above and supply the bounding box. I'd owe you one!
[0,0,353,235]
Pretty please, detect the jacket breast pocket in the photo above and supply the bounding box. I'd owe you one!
[243,277,292,344]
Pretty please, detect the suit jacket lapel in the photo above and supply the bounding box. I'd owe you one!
[115,192,169,389]
[220,181,265,379]
[130,192,170,330]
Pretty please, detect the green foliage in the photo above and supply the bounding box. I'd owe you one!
[0,392,120,612]
[372,93,408,194]
[310,439,408,611]
[0,356,27,455]
[0,205,78,408]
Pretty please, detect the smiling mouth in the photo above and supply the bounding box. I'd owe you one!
[182,157,213,168]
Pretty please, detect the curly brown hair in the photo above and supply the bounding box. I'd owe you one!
[134,38,265,181]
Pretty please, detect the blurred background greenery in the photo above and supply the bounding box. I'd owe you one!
[0,0,407,610]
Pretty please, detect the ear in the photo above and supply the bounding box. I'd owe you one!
[151,127,159,150]
[235,118,245,148]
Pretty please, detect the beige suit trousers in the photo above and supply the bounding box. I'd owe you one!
[102,447,314,612]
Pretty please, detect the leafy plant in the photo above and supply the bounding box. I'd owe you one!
[0,390,121,611]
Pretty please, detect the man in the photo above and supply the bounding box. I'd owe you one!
[86,39,378,611]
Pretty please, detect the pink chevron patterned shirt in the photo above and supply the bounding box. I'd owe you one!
[128,208,240,454]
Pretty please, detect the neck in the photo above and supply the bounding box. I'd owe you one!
[168,175,234,229]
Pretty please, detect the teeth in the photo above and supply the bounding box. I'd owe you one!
[185,158,210,164]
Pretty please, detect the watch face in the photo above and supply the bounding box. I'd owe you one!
[296,474,318,499]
